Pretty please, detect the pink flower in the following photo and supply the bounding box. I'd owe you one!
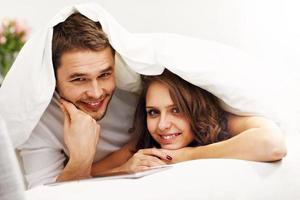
[14,19,30,42]
[2,18,10,28]
[0,35,6,44]
[0,18,30,43]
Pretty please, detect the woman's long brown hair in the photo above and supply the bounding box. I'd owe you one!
[131,69,230,150]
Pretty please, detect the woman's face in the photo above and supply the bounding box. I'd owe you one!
[146,81,194,150]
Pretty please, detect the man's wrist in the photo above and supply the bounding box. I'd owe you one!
[57,158,93,182]
[68,154,94,172]
[68,149,95,164]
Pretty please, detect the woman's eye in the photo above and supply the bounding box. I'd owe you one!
[171,107,180,114]
[147,109,159,117]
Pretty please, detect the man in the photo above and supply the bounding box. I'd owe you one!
[18,13,138,188]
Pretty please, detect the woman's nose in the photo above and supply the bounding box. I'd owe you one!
[158,114,171,131]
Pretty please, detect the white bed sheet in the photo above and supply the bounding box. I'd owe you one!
[25,134,300,200]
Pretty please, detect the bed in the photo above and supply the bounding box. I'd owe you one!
[24,134,300,200]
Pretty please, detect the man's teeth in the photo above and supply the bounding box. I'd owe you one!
[85,101,100,106]
[88,102,100,106]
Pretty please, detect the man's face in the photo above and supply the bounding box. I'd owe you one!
[56,48,115,120]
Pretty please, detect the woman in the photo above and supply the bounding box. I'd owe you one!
[91,69,287,175]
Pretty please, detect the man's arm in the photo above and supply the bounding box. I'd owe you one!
[19,140,66,188]
[56,99,100,182]
[162,114,287,163]
[91,142,134,176]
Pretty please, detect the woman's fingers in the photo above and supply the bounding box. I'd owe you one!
[129,159,163,173]
[137,148,173,161]
[139,160,161,168]
[138,155,166,166]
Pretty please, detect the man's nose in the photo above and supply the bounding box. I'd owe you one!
[86,80,103,99]
[158,114,171,131]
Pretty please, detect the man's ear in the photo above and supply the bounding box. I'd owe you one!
[55,83,58,92]
[53,90,61,100]
[54,84,61,97]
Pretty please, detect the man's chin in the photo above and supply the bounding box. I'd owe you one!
[79,108,105,120]
[93,95,113,120]
[92,112,105,121]
[81,104,109,121]
[77,94,113,121]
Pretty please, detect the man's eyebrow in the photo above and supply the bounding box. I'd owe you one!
[68,66,113,79]
[69,73,85,79]
[100,66,113,73]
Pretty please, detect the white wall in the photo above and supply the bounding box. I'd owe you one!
[1,0,300,75]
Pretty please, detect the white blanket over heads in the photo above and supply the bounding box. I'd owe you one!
[0,3,295,147]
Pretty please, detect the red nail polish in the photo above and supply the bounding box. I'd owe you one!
[166,155,172,160]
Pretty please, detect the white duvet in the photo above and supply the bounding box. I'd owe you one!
[0,2,296,148]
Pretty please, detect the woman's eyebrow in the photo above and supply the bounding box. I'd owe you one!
[146,104,175,109]
[146,106,156,109]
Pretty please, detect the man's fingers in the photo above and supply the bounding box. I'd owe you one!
[59,102,70,126]
[60,99,79,121]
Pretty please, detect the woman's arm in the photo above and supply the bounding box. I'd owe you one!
[164,114,287,162]
[222,113,287,161]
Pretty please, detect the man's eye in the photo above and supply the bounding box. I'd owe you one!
[147,109,159,117]
[71,78,86,82]
[99,72,111,79]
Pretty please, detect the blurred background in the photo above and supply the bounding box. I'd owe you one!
[0,0,299,84]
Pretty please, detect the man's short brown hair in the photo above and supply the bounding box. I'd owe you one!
[52,13,114,72]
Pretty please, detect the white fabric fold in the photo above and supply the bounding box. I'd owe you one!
[0,3,294,147]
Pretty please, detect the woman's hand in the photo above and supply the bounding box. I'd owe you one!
[118,148,171,173]
[160,147,194,163]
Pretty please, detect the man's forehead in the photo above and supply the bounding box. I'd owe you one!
[58,49,115,74]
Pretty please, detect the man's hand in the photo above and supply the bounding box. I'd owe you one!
[57,99,100,182]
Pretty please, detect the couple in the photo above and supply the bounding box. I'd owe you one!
[6,12,286,188]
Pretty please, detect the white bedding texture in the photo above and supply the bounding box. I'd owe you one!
[25,134,300,200]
